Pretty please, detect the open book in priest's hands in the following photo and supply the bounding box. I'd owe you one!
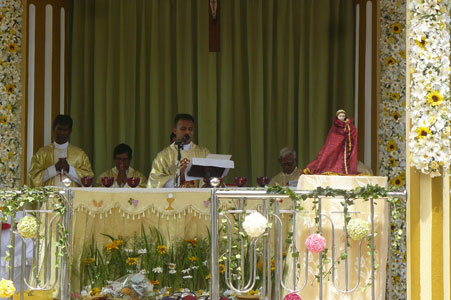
[184,154,234,181]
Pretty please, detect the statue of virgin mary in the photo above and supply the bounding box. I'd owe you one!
[303,109,359,175]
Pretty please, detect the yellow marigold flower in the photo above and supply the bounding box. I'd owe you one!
[390,111,401,121]
[7,43,18,53]
[270,258,275,271]
[390,93,400,100]
[105,239,123,251]
[6,104,12,110]
[390,177,403,187]
[188,256,198,262]
[150,280,160,285]
[0,279,15,298]
[157,245,168,254]
[205,274,211,280]
[385,57,396,66]
[126,257,138,265]
[427,91,443,107]
[5,84,14,93]
[391,23,402,34]
[415,37,427,49]
[417,127,431,139]
[89,288,101,296]
[0,115,8,125]
[82,258,95,264]
[219,264,225,274]
[8,152,13,159]
[387,140,397,152]
[248,290,259,296]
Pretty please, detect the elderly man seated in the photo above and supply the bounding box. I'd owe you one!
[269,147,303,187]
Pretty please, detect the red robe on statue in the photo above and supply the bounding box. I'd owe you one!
[304,117,359,175]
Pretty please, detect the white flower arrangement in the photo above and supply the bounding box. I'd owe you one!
[17,215,39,238]
[0,0,23,188]
[242,212,268,238]
[408,0,451,177]
[347,219,369,241]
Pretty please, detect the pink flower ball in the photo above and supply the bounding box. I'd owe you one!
[283,293,302,300]
[305,233,326,253]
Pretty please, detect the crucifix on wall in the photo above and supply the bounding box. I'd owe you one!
[209,0,220,52]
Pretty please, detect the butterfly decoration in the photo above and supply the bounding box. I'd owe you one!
[92,200,103,208]
[128,198,139,208]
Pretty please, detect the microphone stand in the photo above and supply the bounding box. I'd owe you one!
[175,142,183,188]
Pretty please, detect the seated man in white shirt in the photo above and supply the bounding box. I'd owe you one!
[28,115,94,187]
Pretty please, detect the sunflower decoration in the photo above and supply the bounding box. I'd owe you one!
[126,257,138,265]
[5,84,14,93]
[219,263,225,274]
[387,139,397,152]
[385,56,396,66]
[427,91,444,107]
[391,23,402,34]
[390,93,400,100]
[390,176,404,187]
[1,115,8,125]
[157,245,168,255]
[390,111,401,121]
[415,36,427,49]
[388,157,399,167]
[416,126,431,139]
[7,43,18,53]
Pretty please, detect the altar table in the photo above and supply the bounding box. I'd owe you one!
[71,178,390,298]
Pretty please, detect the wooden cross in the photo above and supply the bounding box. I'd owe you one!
[209,0,220,52]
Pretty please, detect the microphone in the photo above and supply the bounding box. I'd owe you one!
[175,134,191,146]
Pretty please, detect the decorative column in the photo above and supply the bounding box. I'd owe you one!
[0,0,23,188]
[406,0,450,299]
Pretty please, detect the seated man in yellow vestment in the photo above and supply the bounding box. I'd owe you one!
[269,147,303,187]
[96,143,147,188]
[148,114,210,188]
[28,115,93,187]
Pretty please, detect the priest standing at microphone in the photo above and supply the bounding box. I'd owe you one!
[147,113,210,188]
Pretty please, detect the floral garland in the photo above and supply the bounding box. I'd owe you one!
[379,0,407,298]
[408,0,451,176]
[0,0,23,188]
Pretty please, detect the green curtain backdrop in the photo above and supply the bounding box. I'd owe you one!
[69,0,355,185]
